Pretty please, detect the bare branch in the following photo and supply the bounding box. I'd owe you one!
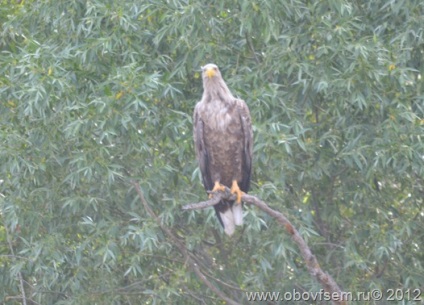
[183,188,348,305]
[182,191,222,210]
[132,181,243,305]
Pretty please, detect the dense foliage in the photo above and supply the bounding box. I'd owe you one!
[1,0,423,304]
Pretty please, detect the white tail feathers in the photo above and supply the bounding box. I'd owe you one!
[219,204,243,236]
[232,203,243,226]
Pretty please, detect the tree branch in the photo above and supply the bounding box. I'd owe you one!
[183,189,348,305]
[4,296,41,305]
[132,181,242,305]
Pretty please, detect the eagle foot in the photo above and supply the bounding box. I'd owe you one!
[231,180,244,204]
[208,181,227,199]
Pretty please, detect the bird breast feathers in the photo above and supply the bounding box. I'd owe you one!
[201,99,235,131]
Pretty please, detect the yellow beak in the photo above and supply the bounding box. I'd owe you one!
[205,68,216,79]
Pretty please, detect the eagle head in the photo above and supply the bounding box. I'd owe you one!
[200,63,234,101]
[201,63,220,79]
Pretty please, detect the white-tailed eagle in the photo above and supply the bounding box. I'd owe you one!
[193,63,253,236]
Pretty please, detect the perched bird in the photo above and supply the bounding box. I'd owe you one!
[193,63,253,236]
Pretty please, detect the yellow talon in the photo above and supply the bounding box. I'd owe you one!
[231,180,244,204]
[209,181,226,198]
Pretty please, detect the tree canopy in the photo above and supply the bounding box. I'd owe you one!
[1,0,423,304]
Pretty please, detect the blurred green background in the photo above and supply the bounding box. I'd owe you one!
[1,0,423,304]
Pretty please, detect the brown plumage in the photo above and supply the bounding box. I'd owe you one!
[193,63,253,236]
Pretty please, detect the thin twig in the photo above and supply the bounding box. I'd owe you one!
[245,32,260,64]
[4,296,41,305]
[132,181,242,305]
[183,188,348,305]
